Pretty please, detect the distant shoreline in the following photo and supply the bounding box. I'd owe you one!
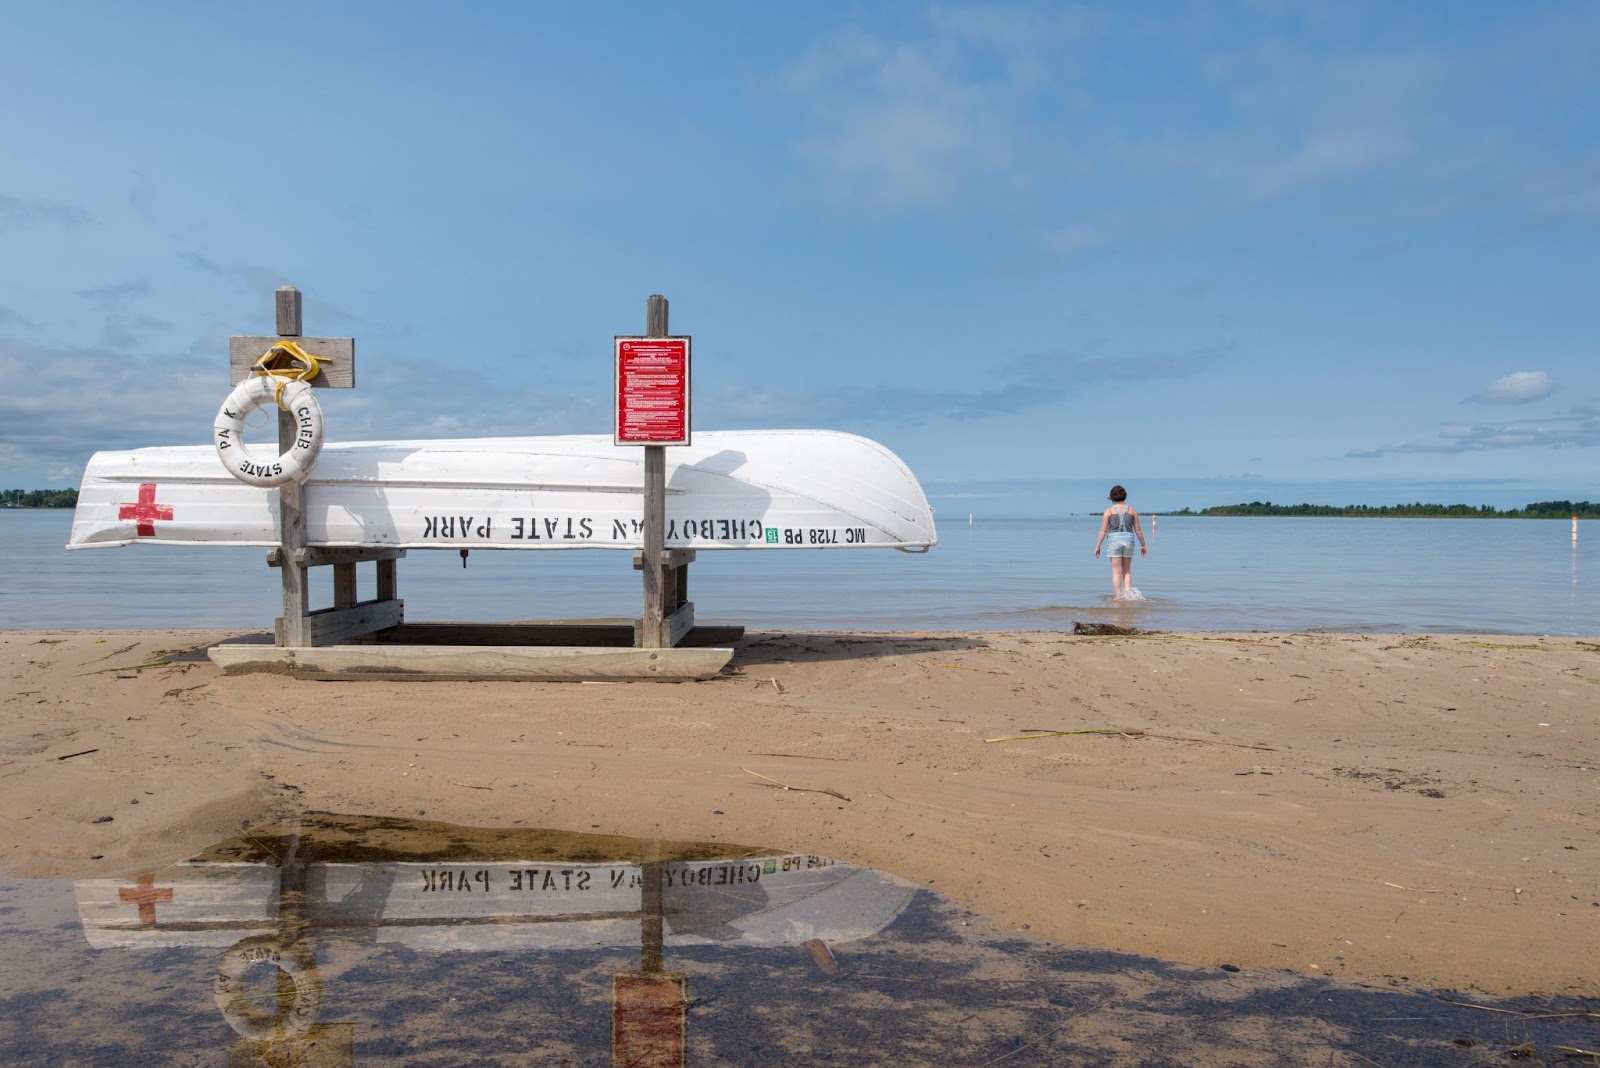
[1161,512,1588,519]
[1164,499,1595,519]
[2,489,77,509]
[6,492,1597,519]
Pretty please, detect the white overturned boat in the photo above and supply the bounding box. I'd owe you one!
[76,847,917,1042]
[76,853,917,952]
[68,429,937,553]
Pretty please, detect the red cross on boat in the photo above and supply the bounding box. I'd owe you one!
[117,483,174,537]
[118,873,174,926]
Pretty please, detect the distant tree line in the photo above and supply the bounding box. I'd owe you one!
[1169,500,1600,518]
[1,488,79,508]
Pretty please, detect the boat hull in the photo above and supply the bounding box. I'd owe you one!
[69,430,937,552]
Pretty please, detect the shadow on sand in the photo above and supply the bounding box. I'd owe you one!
[730,631,989,667]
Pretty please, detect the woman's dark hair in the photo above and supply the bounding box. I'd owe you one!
[1109,485,1127,502]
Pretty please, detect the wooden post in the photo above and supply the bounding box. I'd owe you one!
[239,293,401,648]
[640,295,669,649]
[377,556,399,602]
[275,287,312,647]
[333,561,358,610]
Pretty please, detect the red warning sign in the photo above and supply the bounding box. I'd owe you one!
[615,337,691,446]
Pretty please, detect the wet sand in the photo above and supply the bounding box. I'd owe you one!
[2,628,1596,997]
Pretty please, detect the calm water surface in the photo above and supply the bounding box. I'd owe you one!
[1,509,1592,634]
[2,813,1592,1066]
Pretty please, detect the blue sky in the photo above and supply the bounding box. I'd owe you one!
[1,1,1595,512]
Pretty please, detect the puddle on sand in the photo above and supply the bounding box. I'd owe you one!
[0,813,1593,1067]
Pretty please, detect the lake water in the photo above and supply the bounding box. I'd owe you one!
[1,508,1593,635]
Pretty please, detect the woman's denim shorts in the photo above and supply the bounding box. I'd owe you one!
[1105,532,1136,558]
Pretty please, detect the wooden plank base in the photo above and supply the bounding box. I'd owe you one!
[370,621,745,649]
[207,642,733,682]
[275,599,405,647]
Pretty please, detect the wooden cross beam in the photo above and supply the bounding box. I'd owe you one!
[228,286,355,387]
[228,339,355,386]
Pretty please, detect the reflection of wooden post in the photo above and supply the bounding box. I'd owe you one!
[612,838,683,1067]
[640,296,669,649]
[276,288,312,648]
[276,816,308,1013]
[225,816,353,1066]
[640,840,664,974]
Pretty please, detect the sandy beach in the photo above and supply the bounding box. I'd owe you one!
[3,627,1595,997]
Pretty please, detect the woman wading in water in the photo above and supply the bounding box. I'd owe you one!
[1093,485,1147,599]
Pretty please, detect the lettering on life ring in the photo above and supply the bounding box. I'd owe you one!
[213,376,324,487]
[213,936,322,1041]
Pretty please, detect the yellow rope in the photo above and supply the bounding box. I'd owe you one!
[252,341,323,408]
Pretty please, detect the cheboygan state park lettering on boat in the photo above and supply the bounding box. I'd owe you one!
[410,512,871,547]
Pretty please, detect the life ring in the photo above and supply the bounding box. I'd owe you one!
[213,936,322,1041]
[213,375,324,487]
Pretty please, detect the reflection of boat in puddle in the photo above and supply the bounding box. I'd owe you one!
[73,814,914,1061]
[3,812,1587,1066]
[77,815,914,953]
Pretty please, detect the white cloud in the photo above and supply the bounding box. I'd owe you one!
[1191,47,1435,201]
[182,254,362,328]
[0,193,93,229]
[1350,403,1599,457]
[1470,370,1554,405]
[1250,124,1415,199]
[778,13,1082,211]
[1042,222,1104,256]
[0,337,607,480]
[787,42,1013,209]
[1519,156,1600,217]
[700,346,1216,427]
[0,338,218,478]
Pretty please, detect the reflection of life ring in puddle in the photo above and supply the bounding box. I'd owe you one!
[213,936,322,1041]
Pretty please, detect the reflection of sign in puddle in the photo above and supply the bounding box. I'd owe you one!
[73,814,915,1063]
